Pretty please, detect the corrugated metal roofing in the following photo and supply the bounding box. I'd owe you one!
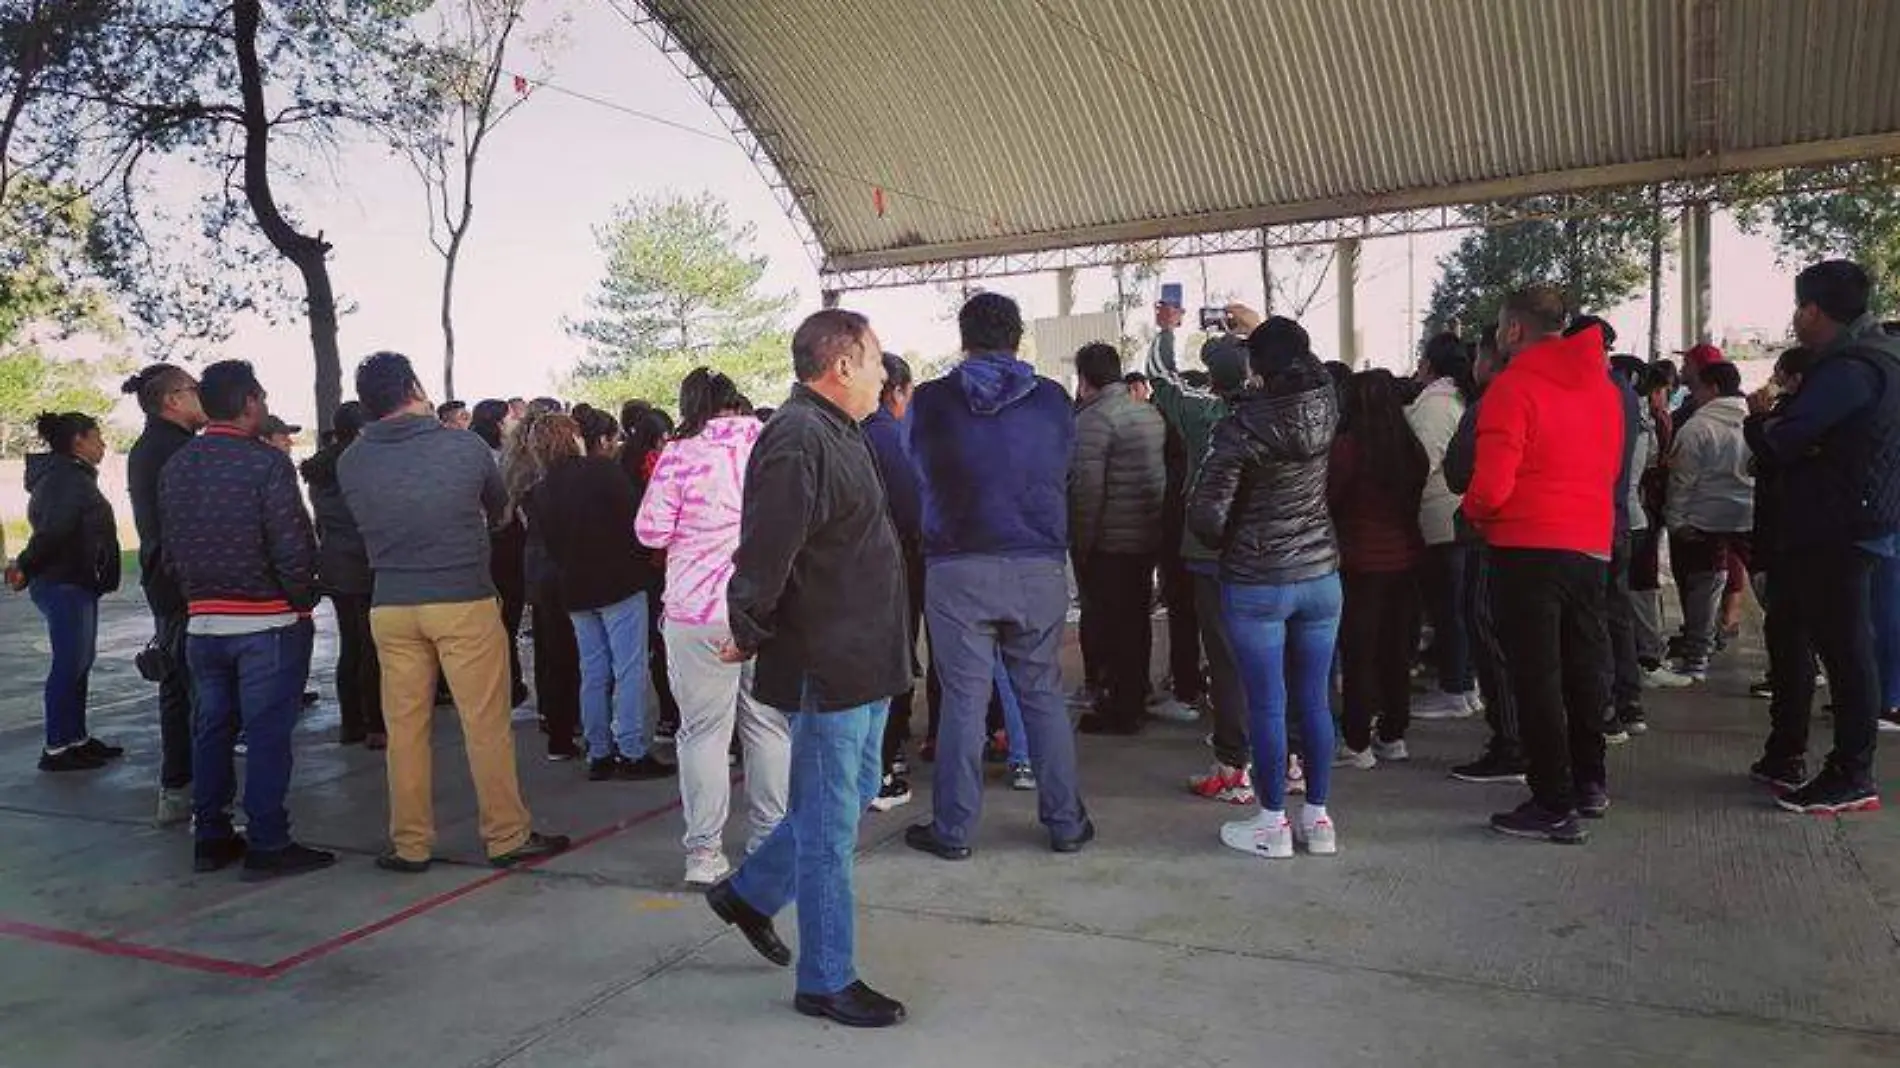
[640,0,1900,273]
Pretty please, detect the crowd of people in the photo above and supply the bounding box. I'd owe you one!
[5,259,1899,1027]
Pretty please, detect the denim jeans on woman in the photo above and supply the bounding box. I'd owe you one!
[730,691,889,997]
[569,590,650,761]
[30,581,100,751]
[1222,574,1342,810]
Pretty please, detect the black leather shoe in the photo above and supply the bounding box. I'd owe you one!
[490,831,572,869]
[241,842,336,882]
[375,852,432,874]
[904,823,971,861]
[193,836,247,873]
[706,879,791,967]
[794,981,907,1028]
[1051,816,1096,854]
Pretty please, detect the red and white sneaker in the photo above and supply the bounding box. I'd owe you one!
[1186,763,1255,805]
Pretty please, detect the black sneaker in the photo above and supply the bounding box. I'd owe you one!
[613,754,677,781]
[193,836,248,873]
[1879,709,1900,734]
[587,756,618,781]
[903,822,972,861]
[1619,709,1649,736]
[1749,678,1774,700]
[1051,815,1096,854]
[38,746,107,773]
[1450,750,1527,784]
[242,842,337,882]
[75,738,125,761]
[1077,712,1142,737]
[1603,720,1631,746]
[1576,784,1611,819]
[869,774,912,812]
[1775,768,1881,815]
[375,852,432,874]
[490,831,572,868]
[1490,801,1587,844]
[1749,756,1808,794]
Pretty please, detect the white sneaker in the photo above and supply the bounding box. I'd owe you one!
[1642,667,1696,689]
[1412,691,1473,720]
[683,848,731,887]
[1220,811,1293,859]
[1461,690,1485,716]
[1333,744,1376,770]
[1297,812,1339,856]
[1371,738,1409,763]
[155,787,192,828]
[869,774,912,812]
[1286,754,1307,795]
[1147,695,1200,723]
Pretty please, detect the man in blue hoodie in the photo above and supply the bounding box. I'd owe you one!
[903,293,1093,860]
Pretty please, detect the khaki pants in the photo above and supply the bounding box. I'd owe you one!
[371,598,532,861]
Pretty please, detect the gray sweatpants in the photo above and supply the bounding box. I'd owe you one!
[924,554,1087,848]
[663,621,791,855]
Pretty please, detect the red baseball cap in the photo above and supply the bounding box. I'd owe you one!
[1678,343,1725,371]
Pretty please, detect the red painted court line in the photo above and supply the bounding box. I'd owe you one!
[0,919,271,979]
[0,795,687,981]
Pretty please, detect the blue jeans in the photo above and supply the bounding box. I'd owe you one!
[188,622,313,851]
[730,690,888,996]
[994,656,1028,765]
[1872,553,1900,713]
[571,591,650,761]
[29,582,99,750]
[1223,575,1342,810]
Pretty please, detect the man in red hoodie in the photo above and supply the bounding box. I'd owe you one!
[1463,286,1624,844]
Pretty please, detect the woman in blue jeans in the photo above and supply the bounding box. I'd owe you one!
[1188,311,1343,859]
[6,413,125,772]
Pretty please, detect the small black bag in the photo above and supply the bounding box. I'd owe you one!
[135,638,168,683]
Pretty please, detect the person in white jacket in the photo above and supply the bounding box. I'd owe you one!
[1406,335,1481,719]
[1664,361,1756,679]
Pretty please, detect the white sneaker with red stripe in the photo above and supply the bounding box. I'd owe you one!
[1220,810,1294,859]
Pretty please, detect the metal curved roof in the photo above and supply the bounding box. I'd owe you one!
[633,0,1900,278]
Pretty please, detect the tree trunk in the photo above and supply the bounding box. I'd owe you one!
[232,0,340,431]
[441,232,462,401]
[1646,190,1665,360]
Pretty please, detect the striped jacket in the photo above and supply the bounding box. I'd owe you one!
[158,424,318,618]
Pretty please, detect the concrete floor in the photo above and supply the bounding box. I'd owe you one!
[1,586,1898,1068]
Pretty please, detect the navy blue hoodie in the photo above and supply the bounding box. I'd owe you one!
[909,353,1074,560]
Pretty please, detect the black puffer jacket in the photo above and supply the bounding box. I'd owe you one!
[19,453,121,594]
[1187,356,1339,585]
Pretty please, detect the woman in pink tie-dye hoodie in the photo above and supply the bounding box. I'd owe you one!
[635,369,791,887]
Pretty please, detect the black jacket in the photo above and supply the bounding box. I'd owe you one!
[300,442,372,598]
[1187,356,1340,586]
[19,453,121,595]
[728,384,910,713]
[159,427,318,615]
[526,455,657,613]
[126,417,194,612]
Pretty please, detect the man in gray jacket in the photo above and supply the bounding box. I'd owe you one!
[1070,342,1168,735]
[1665,360,1755,680]
[338,352,568,873]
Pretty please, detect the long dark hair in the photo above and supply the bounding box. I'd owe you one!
[1342,370,1427,492]
[617,401,676,484]
[572,404,620,457]
[470,399,509,449]
[677,367,753,439]
[1421,332,1476,402]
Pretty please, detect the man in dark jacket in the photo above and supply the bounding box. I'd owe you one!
[1070,341,1168,734]
[123,363,206,825]
[903,293,1093,861]
[706,309,911,1029]
[300,401,381,747]
[1151,331,1257,802]
[159,360,331,881]
[339,352,566,872]
[1744,260,1900,814]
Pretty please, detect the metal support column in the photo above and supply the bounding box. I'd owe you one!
[821,288,842,310]
[1056,267,1076,317]
[1336,237,1360,368]
[1679,202,1711,348]
[1259,230,1274,313]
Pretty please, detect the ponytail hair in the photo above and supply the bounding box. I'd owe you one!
[36,412,100,455]
[677,367,752,438]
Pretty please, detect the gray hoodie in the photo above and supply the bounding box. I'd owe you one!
[336,413,506,607]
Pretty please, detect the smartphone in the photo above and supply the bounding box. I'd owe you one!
[1199,306,1233,332]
